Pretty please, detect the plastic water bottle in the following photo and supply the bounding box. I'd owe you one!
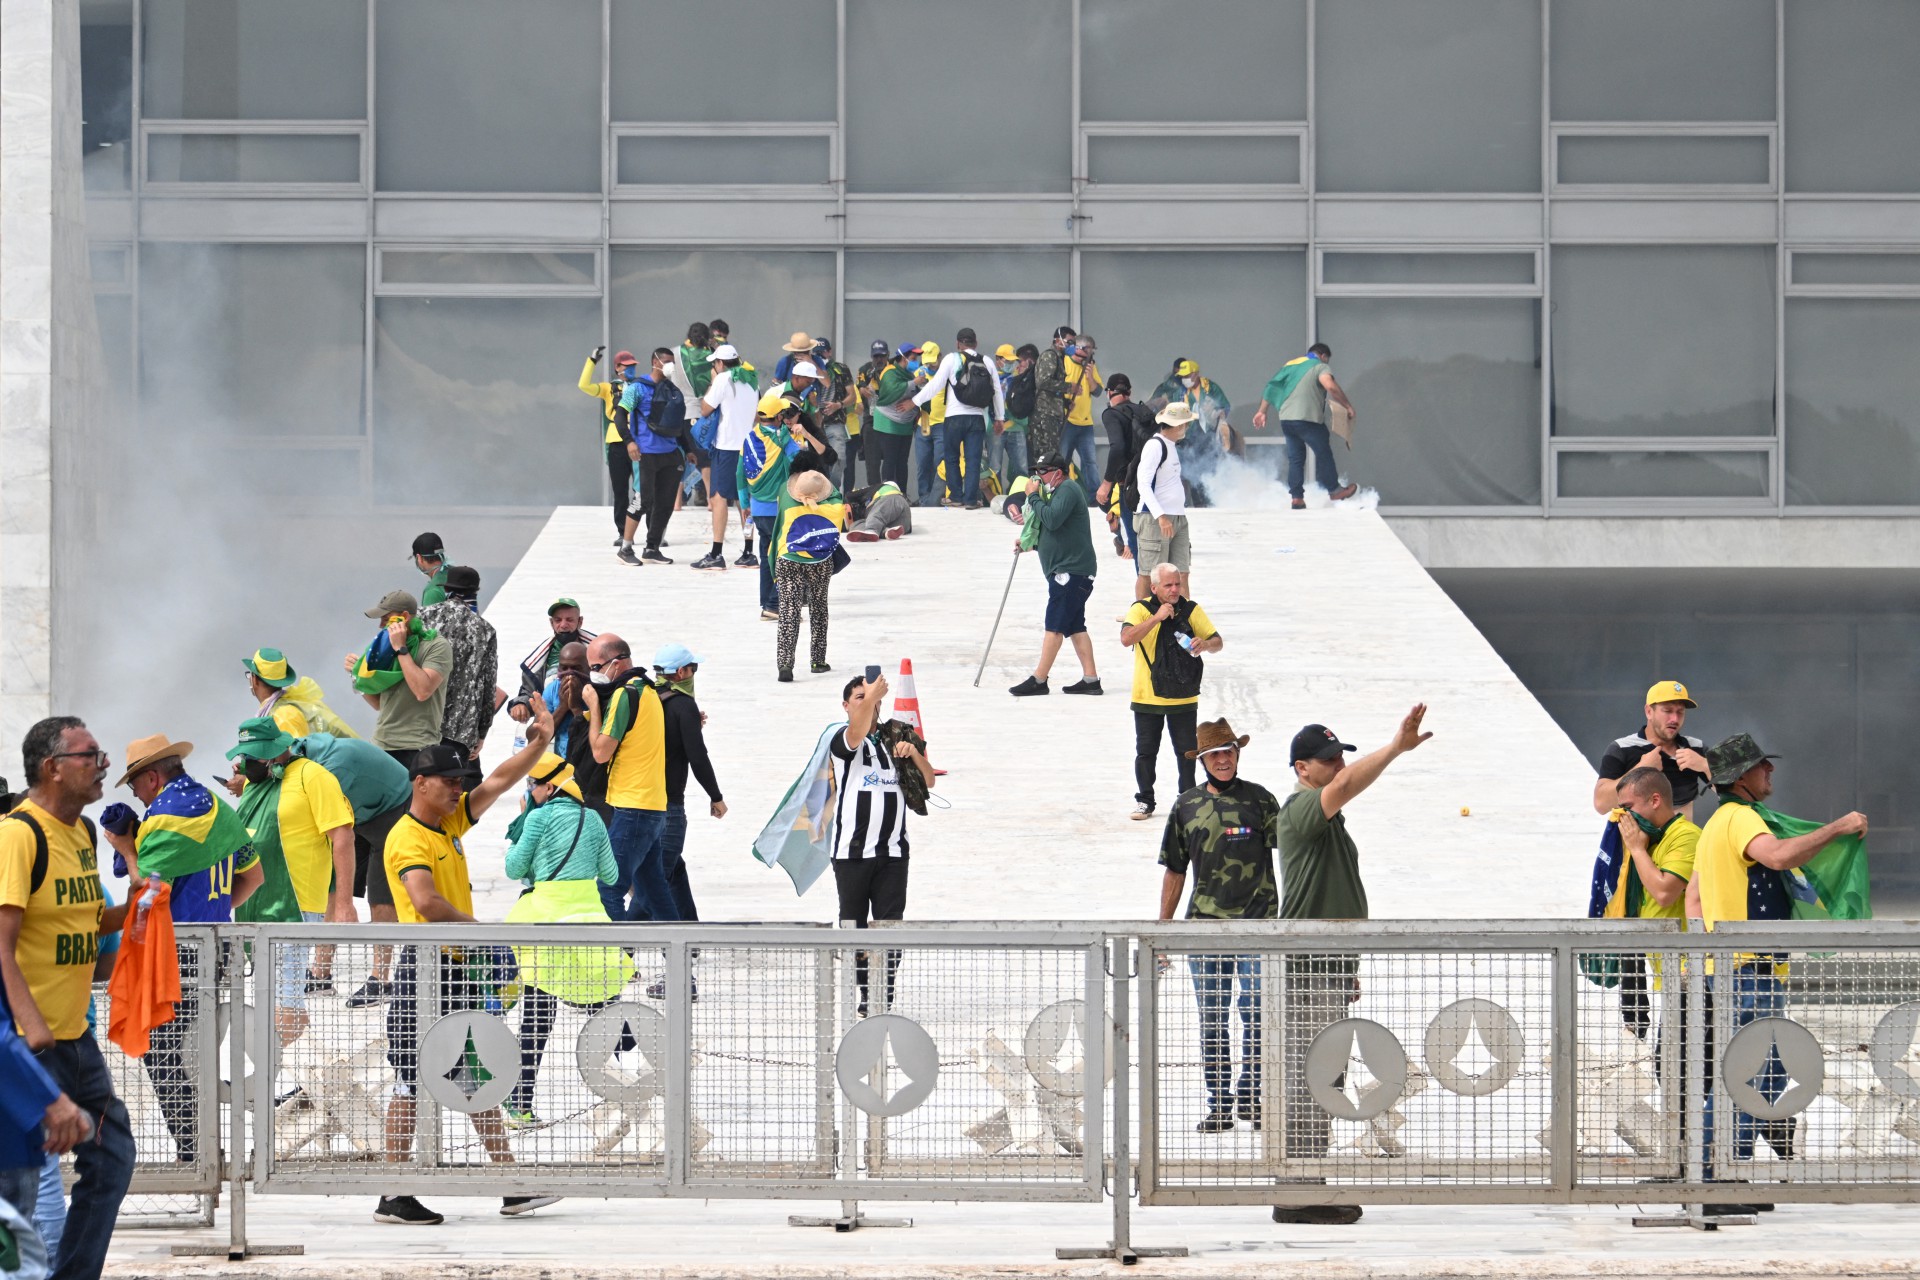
[1175,632,1194,651]
[127,878,159,943]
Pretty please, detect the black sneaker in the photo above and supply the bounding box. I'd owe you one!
[642,547,672,564]
[303,972,334,996]
[1195,1109,1236,1133]
[1237,1099,1262,1131]
[500,1195,562,1217]
[690,553,727,572]
[1271,1205,1362,1225]
[345,977,390,1009]
[1009,676,1049,697]
[778,668,794,683]
[810,662,833,674]
[1061,678,1103,695]
[616,546,642,566]
[374,1195,444,1225]
[734,549,759,567]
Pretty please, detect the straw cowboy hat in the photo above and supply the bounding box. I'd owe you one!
[788,470,833,503]
[1156,402,1199,428]
[119,734,193,787]
[1185,719,1250,759]
[783,331,816,353]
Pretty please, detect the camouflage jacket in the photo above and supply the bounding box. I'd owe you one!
[1158,777,1282,920]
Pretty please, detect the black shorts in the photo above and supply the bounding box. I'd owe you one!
[351,802,407,907]
[385,946,480,1087]
[833,856,909,926]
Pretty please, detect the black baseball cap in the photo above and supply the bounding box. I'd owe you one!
[408,743,468,780]
[870,339,889,357]
[444,565,481,595]
[1290,724,1355,764]
[409,531,444,559]
[1033,452,1069,475]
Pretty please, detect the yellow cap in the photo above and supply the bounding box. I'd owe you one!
[1175,359,1199,377]
[919,340,940,361]
[756,390,796,419]
[1645,679,1696,709]
[529,752,582,802]
[994,343,1017,362]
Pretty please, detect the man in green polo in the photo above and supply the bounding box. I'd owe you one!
[410,532,450,605]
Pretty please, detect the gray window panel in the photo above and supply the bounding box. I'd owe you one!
[81,5,133,192]
[1081,0,1307,122]
[146,134,361,184]
[93,293,133,419]
[383,250,597,288]
[1317,0,1540,193]
[1323,252,1534,286]
[89,248,129,287]
[139,244,366,438]
[1316,298,1543,505]
[1085,135,1300,186]
[373,297,601,505]
[142,0,367,119]
[616,135,831,186]
[1079,250,1306,442]
[609,0,836,123]
[610,250,836,371]
[1786,0,1920,193]
[845,0,1070,193]
[1551,246,1776,437]
[376,0,600,193]
[1549,0,1774,122]
[1793,253,1920,288]
[843,300,1071,368]
[1557,450,1769,500]
[845,251,1071,296]
[228,446,365,499]
[1557,135,1770,186]
[1785,299,1920,505]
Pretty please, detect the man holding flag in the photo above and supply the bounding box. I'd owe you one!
[345,590,453,772]
[1252,343,1358,509]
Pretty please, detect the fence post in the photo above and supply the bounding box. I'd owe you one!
[1550,942,1576,1196]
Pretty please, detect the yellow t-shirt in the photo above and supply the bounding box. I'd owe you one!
[1695,802,1773,930]
[1123,600,1217,710]
[276,757,354,913]
[1064,356,1101,426]
[581,357,620,444]
[1635,816,1699,921]
[265,699,310,740]
[384,796,476,925]
[604,680,667,811]
[0,800,105,1040]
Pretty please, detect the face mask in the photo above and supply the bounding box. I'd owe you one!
[241,758,271,785]
[668,675,696,697]
[589,670,611,686]
[1631,811,1665,838]
[1183,376,1199,389]
[551,629,581,649]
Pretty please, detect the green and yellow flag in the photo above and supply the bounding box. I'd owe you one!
[1725,796,1872,920]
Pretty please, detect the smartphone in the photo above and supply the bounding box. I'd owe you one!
[865,664,883,684]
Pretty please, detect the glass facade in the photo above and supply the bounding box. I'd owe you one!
[80,0,1920,516]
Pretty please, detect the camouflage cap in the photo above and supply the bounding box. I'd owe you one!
[1707,732,1779,787]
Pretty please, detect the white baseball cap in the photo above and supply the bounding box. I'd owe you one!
[712,343,739,361]
[791,361,820,379]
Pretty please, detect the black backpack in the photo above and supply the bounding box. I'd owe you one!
[1006,367,1036,419]
[1140,596,1205,700]
[2,810,99,897]
[949,351,995,410]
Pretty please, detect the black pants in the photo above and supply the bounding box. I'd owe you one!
[606,441,631,533]
[143,974,200,1163]
[1134,706,1198,810]
[639,450,682,550]
[834,857,909,1011]
[874,430,912,490]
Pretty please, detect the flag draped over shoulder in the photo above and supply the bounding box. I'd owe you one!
[1726,795,1872,920]
[1260,354,1318,411]
[752,723,844,895]
[135,777,252,883]
[232,778,301,923]
[1587,820,1645,921]
[352,618,439,696]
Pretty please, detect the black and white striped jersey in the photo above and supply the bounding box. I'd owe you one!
[829,728,910,860]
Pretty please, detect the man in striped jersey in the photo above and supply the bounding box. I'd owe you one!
[830,672,933,1016]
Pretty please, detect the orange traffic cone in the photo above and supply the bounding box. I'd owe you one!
[890,658,946,775]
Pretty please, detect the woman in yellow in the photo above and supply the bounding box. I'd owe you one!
[773,470,849,682]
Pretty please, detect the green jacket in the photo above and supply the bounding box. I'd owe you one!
[1030,476,1096,578]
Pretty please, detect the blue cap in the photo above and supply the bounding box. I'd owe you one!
[653,642,701,672]
[896,342,923,359]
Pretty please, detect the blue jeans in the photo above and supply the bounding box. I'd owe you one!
[1189,954,1263,1112]
[943,414,986,505]
[753,514,778,610]
[1704,969,1789,1171]
[33,1153,65,1258]
[988,427,1028,483]
[913,426,945,504]
[1281,419,1340,499]
[662,801,699,920]
[606,806,676,922]
[1060,422,1100,496]
[28,1037,132,1280]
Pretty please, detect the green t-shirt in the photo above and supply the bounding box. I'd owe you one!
[1158,778,1281,920]
[420,563,449,606]
[372,632,455,751]
[1277,784,1368,919]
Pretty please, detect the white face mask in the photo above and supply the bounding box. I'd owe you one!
[1183,376,1199,389]
[589,670,612,686]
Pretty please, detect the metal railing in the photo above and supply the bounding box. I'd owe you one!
[70,918,1920,1261]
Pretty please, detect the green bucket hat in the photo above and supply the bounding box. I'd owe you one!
[226,716,295,762]
[242,647,297,689]
[1707,732,1779,787]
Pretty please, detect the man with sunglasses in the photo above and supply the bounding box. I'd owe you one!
[0,717,134,1279]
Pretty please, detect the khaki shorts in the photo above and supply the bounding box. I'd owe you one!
[1133,512,1191,574]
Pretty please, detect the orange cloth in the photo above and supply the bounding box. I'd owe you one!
[107,882,181,1058]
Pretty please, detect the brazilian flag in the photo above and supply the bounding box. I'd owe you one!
[232,777,301,924]
[1260,354,1320,413]
[351,618,439,696]
[1724,796,1872,920]
[136,779,253,885]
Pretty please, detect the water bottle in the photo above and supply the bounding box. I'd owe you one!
[1176,632,1194,651]
[127,878,159,943]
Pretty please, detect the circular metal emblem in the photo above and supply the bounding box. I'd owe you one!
[576,1002,668,1107]
[1721,1016,1825,1121]
[835,1014,940,1117]
[1023,999,1115,1097]
[1306,1018,1409,1121]
[1424,999,1524,1097]
[1869,1002,1920,1101]
[418,1011,519,1113]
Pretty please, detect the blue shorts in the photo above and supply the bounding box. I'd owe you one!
[1043,573,1094,636]
[711,448,741,503]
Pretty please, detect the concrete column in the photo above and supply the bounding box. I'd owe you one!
[1,0,99,781]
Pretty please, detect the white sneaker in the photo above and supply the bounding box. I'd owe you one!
[1130,802,1154,821]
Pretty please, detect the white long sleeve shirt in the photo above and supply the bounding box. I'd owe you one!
[1135,433,1185,518]
[912,349,1006,420]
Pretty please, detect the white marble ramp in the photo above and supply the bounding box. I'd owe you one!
[469,501,1595,923]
